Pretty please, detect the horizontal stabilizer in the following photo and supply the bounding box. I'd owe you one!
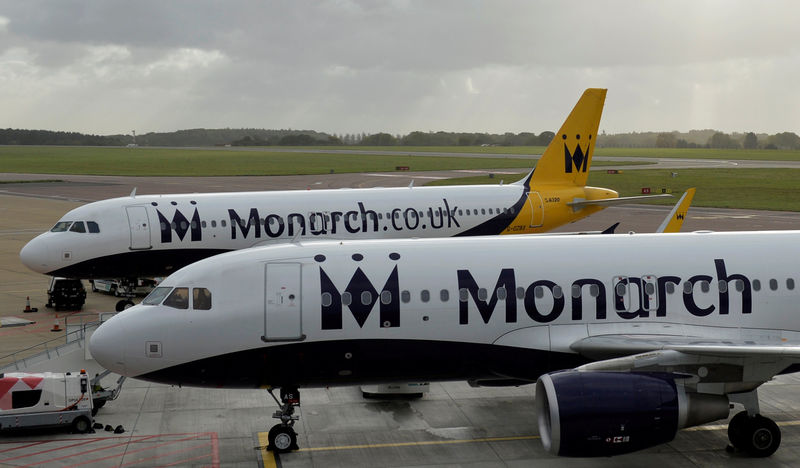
[568,194,672,210]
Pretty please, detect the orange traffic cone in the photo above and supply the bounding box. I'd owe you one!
[51,318,62,332]
[22,296,38,313]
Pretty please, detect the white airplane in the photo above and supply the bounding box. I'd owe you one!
[20,88,670,309]
[91,230,797,457]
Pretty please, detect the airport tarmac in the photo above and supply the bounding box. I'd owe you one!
[3,173,800,467]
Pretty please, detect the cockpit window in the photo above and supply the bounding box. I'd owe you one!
[87,221,100,233]
[142,287,173,305]
[69,221,86,233]
[51,221,73,232]
[193,288,212,310]
[163,287,189,309]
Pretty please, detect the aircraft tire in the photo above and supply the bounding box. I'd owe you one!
[268,424,298,453]
[115,300,128,312]
[727,411,750,449]
[746,415,781,457]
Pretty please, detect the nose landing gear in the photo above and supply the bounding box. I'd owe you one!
[267,387,300,453]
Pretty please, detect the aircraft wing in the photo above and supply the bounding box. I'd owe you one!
[571,334,800,359]
[568,194,672,209]
[568,334,800,394]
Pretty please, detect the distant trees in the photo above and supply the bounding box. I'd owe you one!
[708,132,740,149]
[655,132,677,148]
[743,132,758,149]
[360,133,396,146]
[0,129,122,146]
[768,132,800,150]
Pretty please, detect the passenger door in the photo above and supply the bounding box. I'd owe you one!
[125,206,152,250]
[262,263,305,342]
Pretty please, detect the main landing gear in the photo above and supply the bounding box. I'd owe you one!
[726,390,781,457]
[266,387,300,453]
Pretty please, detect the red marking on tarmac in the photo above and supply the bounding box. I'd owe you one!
[0,433,220,468]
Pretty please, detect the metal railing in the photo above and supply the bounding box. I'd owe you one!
[0,312,116,373]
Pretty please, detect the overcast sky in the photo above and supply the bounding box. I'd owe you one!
[1,0,799,136]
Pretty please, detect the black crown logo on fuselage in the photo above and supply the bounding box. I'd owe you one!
[562,133,592,174]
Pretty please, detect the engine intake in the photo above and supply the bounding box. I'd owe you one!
[535,371,729,457]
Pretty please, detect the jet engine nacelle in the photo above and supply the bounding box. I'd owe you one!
[535,371,729,457]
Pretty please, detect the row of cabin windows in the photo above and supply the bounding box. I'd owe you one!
[143,286,212,310]
[50,221,100,233]
[321,277,797,307]
[160,207,518,232]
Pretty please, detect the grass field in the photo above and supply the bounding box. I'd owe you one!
[0,146,640,176]
[316,145,800,161]
[427,168,800,212]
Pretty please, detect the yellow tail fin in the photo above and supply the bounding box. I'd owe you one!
[530,88,607,188]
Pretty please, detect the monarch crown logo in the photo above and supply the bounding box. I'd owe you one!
[563,133,592,173]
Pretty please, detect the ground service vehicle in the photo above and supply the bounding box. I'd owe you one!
[45,277,86,311]
[0,370,93,433]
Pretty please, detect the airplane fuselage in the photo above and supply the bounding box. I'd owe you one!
[89,231,800,390]
[21,183,611,278]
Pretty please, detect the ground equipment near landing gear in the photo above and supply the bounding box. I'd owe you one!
[266,387,300,453]
[727,411,781,457]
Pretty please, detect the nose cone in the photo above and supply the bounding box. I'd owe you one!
[89,318,127,376]
[20,235,52,274]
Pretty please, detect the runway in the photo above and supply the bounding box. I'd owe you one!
[2,171,800,467]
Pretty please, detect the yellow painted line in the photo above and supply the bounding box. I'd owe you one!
[684,419,800,432]
[258,432,278,468]
[256,433,539,456]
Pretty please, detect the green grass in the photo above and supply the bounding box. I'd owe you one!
[301,145,800,161]
[0,146,641,176]
[426,168,800,212]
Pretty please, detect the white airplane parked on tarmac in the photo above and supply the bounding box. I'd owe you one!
[91,229,797,457]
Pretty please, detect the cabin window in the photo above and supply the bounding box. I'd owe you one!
[191,221,197,229]
[321,292,332,307]
[700,281,710,293]
[510,207,516,214]
[769,279,778,291]
[211,220,217,228]
[143,287,172,305]
[381,290,392,305]
[164,287,189,310]
[535,286,545,299]
[571,285,581,299]
[735,279,745,292]
[360,291,373,305]
[665,283,675,294]
[201,221,207,228]
[50,221,72,232]
[488,208,493,214]
[440,289,449,302]
[497,287,507,300]
[12,389,42,409]
[718,280,728,293]
[69,221,86,233]
[458,210,463,216]
[221,220,227,227]
[753,279,761,291]
[465,209,471,215]
[401,290,411,303]
[87,221,100,233]
[589,284,600,297]
[459,288,468,301]
[342,292,352,306]
[481,209,486,215]
[616,283,628,296]
[682,281,693,294]
[193,288,212,310]
[477,288,488,301]
[421,290,430,302]
[516,286,525,299]
[788,278,795,290]
[552,285,563,299]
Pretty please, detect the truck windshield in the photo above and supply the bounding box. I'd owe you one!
[143,286,172,305]
[51,221,73,232]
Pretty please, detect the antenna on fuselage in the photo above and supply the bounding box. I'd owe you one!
[130,187,137,198]
[408,180,414,188]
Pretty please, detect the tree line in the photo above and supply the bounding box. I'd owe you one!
[2,127,800,150]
